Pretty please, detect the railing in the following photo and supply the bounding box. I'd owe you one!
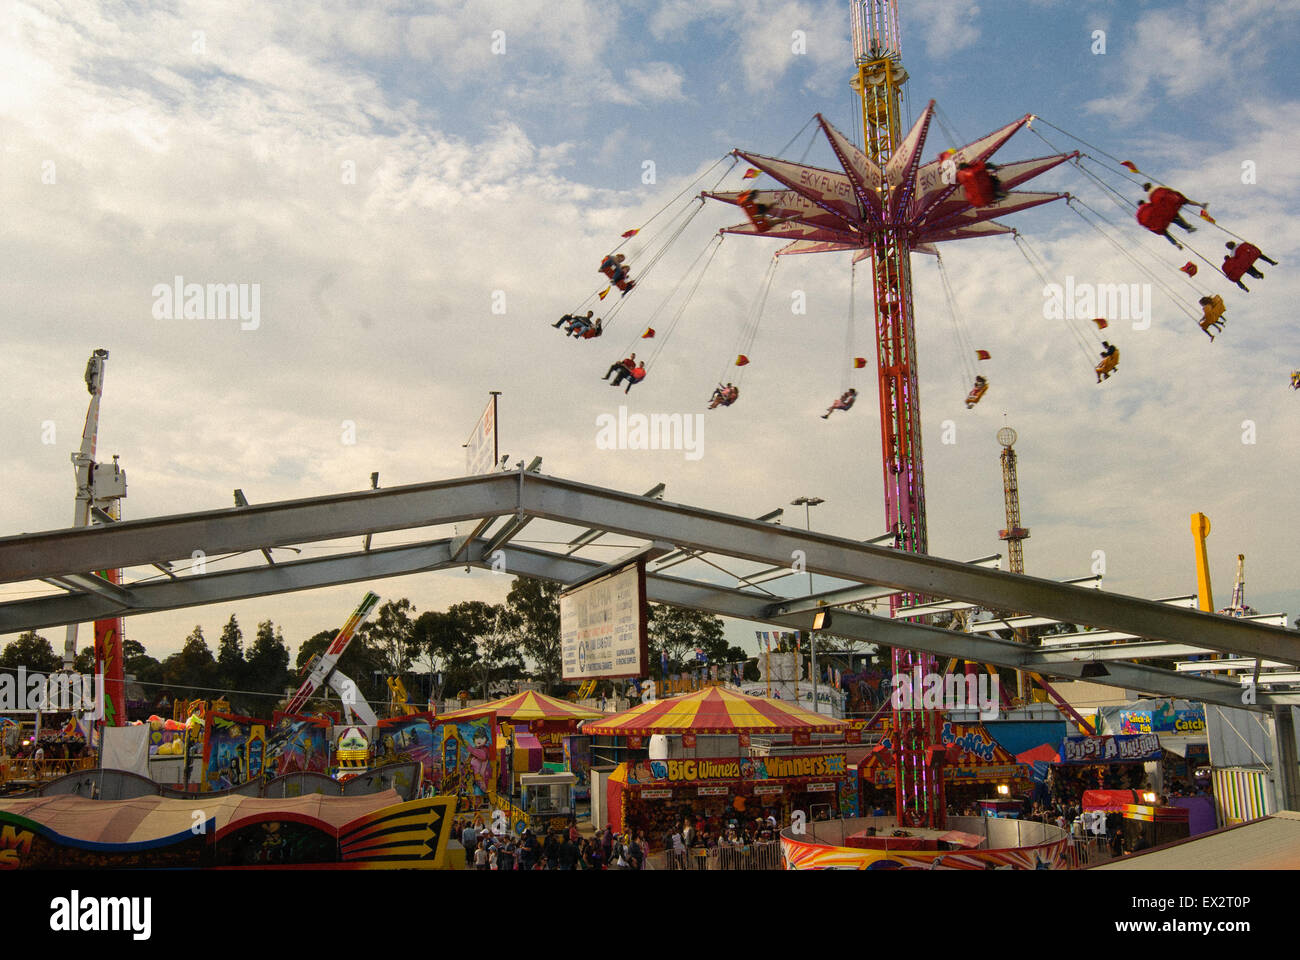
[1066,835,1118,868]
[0,756,95,784]
[649,841,783,871]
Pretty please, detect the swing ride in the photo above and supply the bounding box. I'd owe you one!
[545,0,1285,831]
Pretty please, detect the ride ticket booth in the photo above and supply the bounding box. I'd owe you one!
[520,771,577,833]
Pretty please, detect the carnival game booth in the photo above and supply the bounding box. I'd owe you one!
[585,687,851,844]
[1051,733,1162,808]
[438,691,602,797]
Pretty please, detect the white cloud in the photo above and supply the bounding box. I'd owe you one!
[904,0,982,59]
[1,0,1297,670]
[626,61,688,102]
[1084,0,1300,120]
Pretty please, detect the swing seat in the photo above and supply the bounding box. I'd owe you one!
[1096,350,1120,377]
[737,190,772,232]
[956,161,996,208]
[1291,371,1300,390]
[1200,295,1226,325]
[964,382,989,407]
[1222,254,1249,282]
[1234,242,1262,266]
[1136,202,1174,234]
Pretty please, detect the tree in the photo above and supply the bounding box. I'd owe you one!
[412,610,479,697]
[161,626,217,696]
[507,578,561,689]
[246,620,292,696]
[73,647,95,674]
[648,605,726,675]
[216,615,246,693]
[0,631,63,672]
[446,601,523,698]
[360,598,418,677]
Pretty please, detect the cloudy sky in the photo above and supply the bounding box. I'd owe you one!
[2,0,1298,670]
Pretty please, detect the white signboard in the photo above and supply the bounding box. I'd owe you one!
[560,561,647,681]
[465,397,497,476]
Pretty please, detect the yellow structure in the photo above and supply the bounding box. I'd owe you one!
[1190,512,1214,612]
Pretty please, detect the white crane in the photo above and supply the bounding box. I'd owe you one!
[62,349,127,671]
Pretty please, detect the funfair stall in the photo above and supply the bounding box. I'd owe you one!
[585,686,851,845]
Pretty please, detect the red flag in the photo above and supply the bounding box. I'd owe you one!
[1091,318,1109,330]
[1180,262,1198,276]
[976,349,991,360]
[742,168,760,180]
[1199,208,1216,224]
[1120,161,1140,173]
[853,357,867,368]
[641,327,655,339]
[735,354,750,366]
[621,229,639,238]
[598,287,611,300]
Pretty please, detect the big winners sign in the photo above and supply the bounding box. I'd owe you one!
[559,558,648,681]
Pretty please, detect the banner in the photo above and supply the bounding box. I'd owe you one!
[429,711,498,809]
[560,559,648,681]
[377,714,439,785]
[202,713,265,791]
[862,719,1026,786]
[265,714,330,777]
[627,753,846,786]
[465,396,498,475]
[1100,699,1206,736]
[564,735,592,801]
[1060,734,1161,764]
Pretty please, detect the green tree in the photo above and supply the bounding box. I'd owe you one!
[73,646,95,674]
[412,610,479,697]
[447,601,523,698]
[507,578,561,690]
[246,620,291,696]
[123,638,164,688]
[0,631,64,672]
[360,598,418,677]
[216,615,246,693]
[648,605,726,675]
[161,626,217,696]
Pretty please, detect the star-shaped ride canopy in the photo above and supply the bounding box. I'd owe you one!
[705,101,1077,258]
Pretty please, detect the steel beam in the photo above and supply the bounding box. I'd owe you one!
[2,472,1297,669]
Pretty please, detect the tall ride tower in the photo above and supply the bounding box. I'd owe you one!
[998,426,1031,701]
[709,0,1077,828]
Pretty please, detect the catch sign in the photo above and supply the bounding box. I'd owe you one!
[560,560,648,681]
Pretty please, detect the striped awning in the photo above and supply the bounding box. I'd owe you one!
[581,686,847,736]
[438,691,603,723]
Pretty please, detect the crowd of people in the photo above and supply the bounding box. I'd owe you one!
[452,816,649,871]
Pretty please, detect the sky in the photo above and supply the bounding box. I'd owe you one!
[2,0,1299,671]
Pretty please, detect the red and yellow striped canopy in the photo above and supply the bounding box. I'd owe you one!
[439,691,603,723]
[581,686,847,736]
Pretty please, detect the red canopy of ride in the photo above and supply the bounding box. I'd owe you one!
[1082,789,1144,812]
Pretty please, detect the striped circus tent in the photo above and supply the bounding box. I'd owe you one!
[581,686,847,736]
[438,691,603,723]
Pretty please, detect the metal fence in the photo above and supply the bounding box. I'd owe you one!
[651,841,783,871]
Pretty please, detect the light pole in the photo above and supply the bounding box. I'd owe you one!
[791,496,824,715]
